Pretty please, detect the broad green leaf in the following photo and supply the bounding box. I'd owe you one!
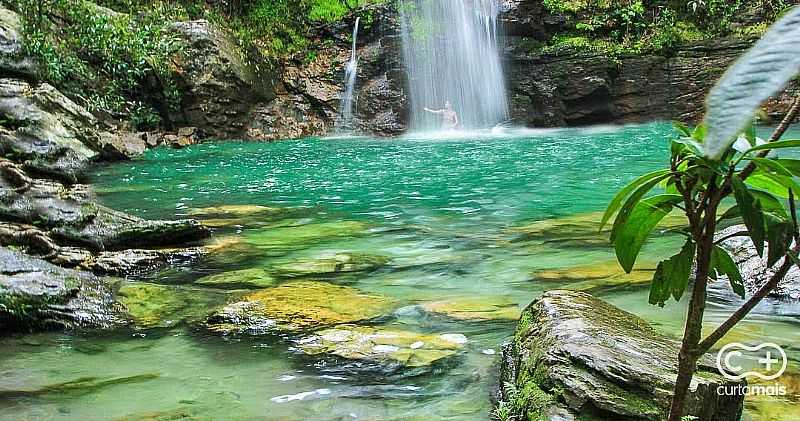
[732,177,766,256]
[692,124,707,141]
[614,194,682,273]
[747,159,800,195]
[602,170,672,231]
[702,6,800,160]
[775,159,800,177]
[765,213,793,267]
[712,245,745,298]
[746,172,792,198]
[649,238,696,307]
[673,137,704,157]
[742,139,800,155]
[750,157,796,178]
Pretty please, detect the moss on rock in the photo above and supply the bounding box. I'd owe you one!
[206,281,395,334]
[421,296,520,321]
[194,268,277,289]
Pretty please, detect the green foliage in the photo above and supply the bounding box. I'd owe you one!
[540,0,792,56]
[649,239,695,306]
[16,0,183,122]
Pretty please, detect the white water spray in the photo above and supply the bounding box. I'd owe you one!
[399,0,508,131]
[335,17,361,134]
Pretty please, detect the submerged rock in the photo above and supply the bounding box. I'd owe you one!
[0,247,124,332]
[193,268,277,289]
[497,290,743,421]
[0,372,159,399]
[116,282,224,329]
[533,260,656,293]
[296,325,465,374]
[243,220,369,255]
[206,281,395,334]
[717,225,800,300]
[271,253,390,279]
[421,297,520,321]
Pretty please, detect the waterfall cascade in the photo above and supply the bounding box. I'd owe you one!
[334,17,361,134]
[399,0,509,131]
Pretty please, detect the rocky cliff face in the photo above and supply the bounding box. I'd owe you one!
[246,5,407,140]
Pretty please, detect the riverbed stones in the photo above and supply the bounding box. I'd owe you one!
[717,224,800,300]
[421,297,520,321]
[497,290,744,421]
[533,260,656,292]
[0,247,124,331]
[206,281,395,334]
[296,325,465,373]
[193,268,277,289]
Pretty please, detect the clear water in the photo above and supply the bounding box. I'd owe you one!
[1,123,798,420]
[399,0,508,130]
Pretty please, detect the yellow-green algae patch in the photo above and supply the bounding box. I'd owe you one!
[297,325,466,368]
[117,282,225,329]
[421,297,521,321]
[206,281,396,334]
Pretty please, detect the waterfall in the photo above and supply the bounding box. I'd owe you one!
[399,0,509,131]
[335,17,361,134]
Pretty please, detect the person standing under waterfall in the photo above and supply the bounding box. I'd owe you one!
[424,101,459,130]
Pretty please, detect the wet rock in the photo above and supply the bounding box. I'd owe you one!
[194,268,277,289]
[206,281,395,334]
[0,78,100,182]
[0,7,39,80]
[497,290,744,421]
[168,20,276,139]
[0,372,159,399]
[116,281,223,329]
[82,247,204,276]
[187,204,285,228]
[0,247,124,332]
[296,325,465,374]
[421,297,521,321]
[717,225,800,300]
[245,95,327,141]
[98,131,147,160]
[271,253,390,279]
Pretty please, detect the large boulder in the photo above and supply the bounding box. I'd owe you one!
[168,20,276,139]
[497,290,744,421]
[717,225,800,300]
[0,247,124,331]
[0,79,101,182]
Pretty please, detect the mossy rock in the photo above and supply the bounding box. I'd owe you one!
[270,253,390,279]
[242,220,369,255]
[497,290,745,421]
[297,325,466,372]
[194,268,277,289]
[188,205,289,228]
[0,373,159,399]
[421,297,521,321]
[202,236,262,266]
[206,281,395,334]
[117,282,223,329]
[533,260,656,292]
[113,407,211,421]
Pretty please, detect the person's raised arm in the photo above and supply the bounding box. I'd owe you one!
[424,107,443,114]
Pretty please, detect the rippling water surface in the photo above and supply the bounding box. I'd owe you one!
[1,123,798,420]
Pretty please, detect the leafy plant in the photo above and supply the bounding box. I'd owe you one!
[603,6,800,420]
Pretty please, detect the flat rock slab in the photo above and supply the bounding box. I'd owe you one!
[497,290,744,421]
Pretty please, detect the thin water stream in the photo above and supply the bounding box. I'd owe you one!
[1,123,797,420]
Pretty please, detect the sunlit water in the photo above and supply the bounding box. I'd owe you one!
[1,123,798,420]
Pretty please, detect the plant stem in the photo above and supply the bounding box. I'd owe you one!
[668,186,720,421]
